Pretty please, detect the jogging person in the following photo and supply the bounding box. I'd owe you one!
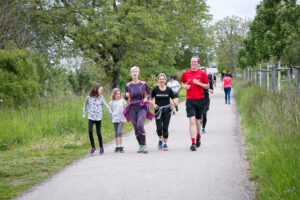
[150,73,175,151]
[123,66,153,153]
[223,73,232,104]
[167,75,180,114]
[201,71,214,134]
[180,56,209,151]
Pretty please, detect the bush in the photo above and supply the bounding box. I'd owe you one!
[0,48,43,106]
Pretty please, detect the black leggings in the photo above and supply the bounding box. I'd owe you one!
[201,98,210,128]
[155,109,171,139]
[88,120,103,148]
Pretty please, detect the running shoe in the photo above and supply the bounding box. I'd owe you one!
[190,144,196,151]
[228,102,230,104]
[114,147,119,153]
[90,148,96,155]
[99,148,104,155]
[142,145,148,154]
[119,147,124,153]
[202,128,206,134]
[196,139,201,148]
[158,140,163,149]
[137,145,143,153]
[172,111,176,115]
[163,144,168,151]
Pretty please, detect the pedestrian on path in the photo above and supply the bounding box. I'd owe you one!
[82,83,112,155]
[180,56,209,151]
[150,73,175,151]
[223,73,232,104]
[167,75,180,114]
[123,66,153,154]
[110,88,127,153]
[201,71,214,135]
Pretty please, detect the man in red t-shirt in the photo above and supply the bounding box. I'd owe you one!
[180,56,209,151]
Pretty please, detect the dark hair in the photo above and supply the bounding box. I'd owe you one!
[89,83,102,97]
[169,75,174,79]
[225,73,229,77]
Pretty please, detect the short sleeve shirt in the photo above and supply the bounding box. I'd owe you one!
[109,99,126,123]
[151,86,175,107]
[167,81,180,94]
[223,77,232,88]
[180,69,209,99]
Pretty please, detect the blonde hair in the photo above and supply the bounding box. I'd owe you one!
[111,88,121,100]
[130,66,140,73]
[157,73,167,80]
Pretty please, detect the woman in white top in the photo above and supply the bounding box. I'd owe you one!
[167,75,181,114]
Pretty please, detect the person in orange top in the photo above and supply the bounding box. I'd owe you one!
[223,73,232,104]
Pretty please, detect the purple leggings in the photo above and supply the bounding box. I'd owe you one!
[129,105,147,145]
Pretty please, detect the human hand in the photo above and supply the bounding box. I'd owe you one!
[209,89,214,94]
[193,79,199,85]
[126,92,129,97]
[154,104,158,110]
[143,98,148,103]
[123,119,127,124]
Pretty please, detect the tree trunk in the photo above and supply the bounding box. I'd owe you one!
[112,63,120,89]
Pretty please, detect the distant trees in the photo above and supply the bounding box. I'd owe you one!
[213,16,250,76]
[237,0,300,69]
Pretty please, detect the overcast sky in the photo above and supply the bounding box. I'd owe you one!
[205,0,262,21]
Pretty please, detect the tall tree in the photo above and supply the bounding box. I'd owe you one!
[29,0,211,88]
[214,16,250,76]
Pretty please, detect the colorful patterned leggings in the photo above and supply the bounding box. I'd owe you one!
[129,105,147,145]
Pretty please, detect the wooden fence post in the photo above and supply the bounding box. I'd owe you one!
[248,68,250,82]
[262,71,267,88]
[287,69,291,93]
[295,67,299,96]
[278,70,281,93]
[255,70,258,86]
[272,69,277,91]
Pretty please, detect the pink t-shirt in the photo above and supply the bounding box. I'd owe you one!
[223,77,232,88]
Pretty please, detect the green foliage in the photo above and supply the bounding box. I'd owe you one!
[0,48,43,106]
[234,79,300,200]
[0,92,133,199]
[214,16,250,74]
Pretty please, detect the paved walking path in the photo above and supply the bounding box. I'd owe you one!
[15,82,255,200]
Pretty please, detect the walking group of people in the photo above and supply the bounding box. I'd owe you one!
[82,56,229,155]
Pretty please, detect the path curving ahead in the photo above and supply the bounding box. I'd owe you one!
[14,82,255,200]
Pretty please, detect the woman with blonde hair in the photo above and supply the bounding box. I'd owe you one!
[150,73,175,151]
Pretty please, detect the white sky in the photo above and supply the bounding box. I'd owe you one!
[205,0,262,21]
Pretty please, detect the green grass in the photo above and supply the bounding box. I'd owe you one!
[0,94,133,200]
[233,79,300,200]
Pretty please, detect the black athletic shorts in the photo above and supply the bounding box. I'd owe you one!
[186,99,205,119]
[174,93,179,98]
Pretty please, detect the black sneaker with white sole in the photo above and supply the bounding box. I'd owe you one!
[190,144,196,151]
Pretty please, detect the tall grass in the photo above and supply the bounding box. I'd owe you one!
[0,93,132,199]
[233,79,300,200]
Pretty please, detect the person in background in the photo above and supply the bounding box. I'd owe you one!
[167,75,180,114]
[223,73,232,104]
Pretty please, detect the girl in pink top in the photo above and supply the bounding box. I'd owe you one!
[223,73,232,104]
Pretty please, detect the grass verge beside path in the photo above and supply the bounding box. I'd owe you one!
[233,79,300,199]
[0,94,132,200]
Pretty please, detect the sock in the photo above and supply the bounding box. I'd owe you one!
[191,138,196,144]
[197,133,201,139]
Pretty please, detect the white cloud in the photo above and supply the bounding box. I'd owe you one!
[206,0,262,21]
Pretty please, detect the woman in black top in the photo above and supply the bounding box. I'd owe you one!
[150,73,175,151]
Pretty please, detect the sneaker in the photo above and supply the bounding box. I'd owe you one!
[142,145,148,154]
[190,144,196,151]
[114,147,119,153]
[158,140,163,149]
[172,111,176,115]
[119,147,124,153]
[90,148,96,155]
[137,145,143,153]
[202,128,206,134]
[228,102,230,105]
[163,144,168,151]
[175,106,178,111]
[99,148,104,154]
[196,139,201,148]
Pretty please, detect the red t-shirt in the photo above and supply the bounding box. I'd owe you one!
[223,77,232,88]
[180,69,209,99]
